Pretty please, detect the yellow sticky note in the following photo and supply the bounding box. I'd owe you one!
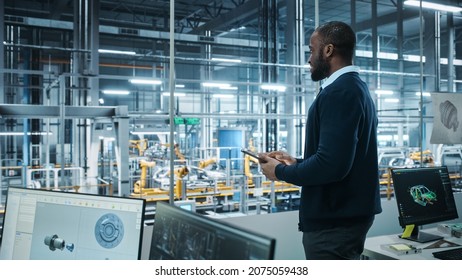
[401,224,415,238]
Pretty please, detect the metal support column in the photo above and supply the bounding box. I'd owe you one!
[422,12,438,92]
[397,0,404,93]
[261,0,279,152]
[371,0,378,91]
[113,107,130,196]
[168,0,176,204]
[59,75,66,187]
[447,14,455,92]
[200,29,213,153]
[285,0,305,157]
[0,0,4,202]
[73,0,99,177]
[86,0,100,190]
[88,0,100,104]
[0,0,4,104]
[422,11,440,151]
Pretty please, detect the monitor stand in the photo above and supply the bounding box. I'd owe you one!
[399,225,443,243]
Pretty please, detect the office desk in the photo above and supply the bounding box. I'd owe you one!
[363,227,462,260]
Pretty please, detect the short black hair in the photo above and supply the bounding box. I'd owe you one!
[315,21,356,62]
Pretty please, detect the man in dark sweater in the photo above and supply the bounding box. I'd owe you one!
[259,21,382,260]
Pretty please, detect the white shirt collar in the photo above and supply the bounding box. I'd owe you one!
[320,65,360,89]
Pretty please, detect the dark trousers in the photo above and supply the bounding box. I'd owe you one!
[302,218,374,260]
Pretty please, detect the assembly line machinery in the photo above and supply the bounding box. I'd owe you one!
[378,146,462,200]
[127,143,301,215]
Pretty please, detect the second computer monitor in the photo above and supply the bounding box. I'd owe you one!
[149,201,276,260]
[391,166,459,242]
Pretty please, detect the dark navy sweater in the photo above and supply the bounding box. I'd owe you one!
[275,72,382,231]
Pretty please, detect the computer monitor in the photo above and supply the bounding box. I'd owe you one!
[149,201,276,260]
[391,166,459,243]
[174,199,196,212]
[0,187,145,260]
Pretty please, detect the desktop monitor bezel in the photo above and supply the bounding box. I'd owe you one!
[149,201,276,260]
[0,186,146,260]
[391,166,459,243]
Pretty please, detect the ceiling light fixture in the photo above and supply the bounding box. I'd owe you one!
[0,132,53,136]
[131,130,173,135]
[260,84,287,92]
[229,26,246,32]
[129,79,162,85]
[202,82,232,88]
[98,136,115,141]
[415,92,431,97]
[404,1,462,13]
[162,92,186,97]
[213,94,234,99]
[375,90,394,95]
[102,90,130,95]
[211,58,242,63]
[219,86,238,90]
[384,98,400,103]
[98,49,137,55]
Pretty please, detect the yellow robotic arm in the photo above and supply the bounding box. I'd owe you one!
[198,158,217,169]
[134,159,156,193]
[409,149,434,165]
[173,166,189,178]
[172,166,189,198]
[161,143,186,163]
[129,139,148,156]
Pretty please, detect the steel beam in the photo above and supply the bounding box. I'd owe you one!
[0,104,126,119]
[5,15,261,48]
[355,10,420,32]
[189,0,259,35]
